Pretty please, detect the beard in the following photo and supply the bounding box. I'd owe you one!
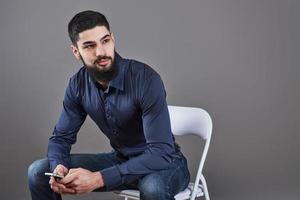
[80,53,117,82]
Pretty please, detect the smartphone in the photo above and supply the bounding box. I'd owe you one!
[44,172,64,179]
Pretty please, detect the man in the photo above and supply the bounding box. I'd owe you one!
[28,10,190,200]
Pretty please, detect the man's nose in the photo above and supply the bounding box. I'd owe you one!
[96,45,105,57]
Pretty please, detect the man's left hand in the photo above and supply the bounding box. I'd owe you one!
[60,168,104,194]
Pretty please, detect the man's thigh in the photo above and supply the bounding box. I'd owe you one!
[137,152,190,200]
[32,151,124,176]
[69,151,125,172]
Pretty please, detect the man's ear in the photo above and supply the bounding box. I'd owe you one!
[71,44,81,60]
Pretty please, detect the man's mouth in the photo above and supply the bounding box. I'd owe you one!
[97,59,110,66]
[95,57,111,67]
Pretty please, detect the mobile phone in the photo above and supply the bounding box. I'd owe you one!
[44,172,64,179]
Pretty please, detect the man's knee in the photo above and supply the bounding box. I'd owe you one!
[139,174,170,200]
[28,158,49,186]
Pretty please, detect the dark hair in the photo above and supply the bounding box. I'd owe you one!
[68,10,110,45]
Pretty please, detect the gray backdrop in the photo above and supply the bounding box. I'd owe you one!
[1,0,299,199]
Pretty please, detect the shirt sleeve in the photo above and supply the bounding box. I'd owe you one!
[47,77,87,171]
[101,69,175,190]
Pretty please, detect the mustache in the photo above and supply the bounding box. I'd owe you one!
[94,56,112,64]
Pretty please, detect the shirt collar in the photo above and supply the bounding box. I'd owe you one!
[108,52,125,91]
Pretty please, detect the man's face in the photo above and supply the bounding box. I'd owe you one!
[71,26,116,82]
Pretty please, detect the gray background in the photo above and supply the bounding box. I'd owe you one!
[0,0,299,199]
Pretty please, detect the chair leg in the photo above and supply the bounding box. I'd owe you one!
[200,175,210,200]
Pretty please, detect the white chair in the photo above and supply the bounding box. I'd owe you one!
[114,105,212,200]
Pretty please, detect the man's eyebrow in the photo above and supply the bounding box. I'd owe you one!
[100,34,111,41]
[81,34,111,46]
[82,41,95,46]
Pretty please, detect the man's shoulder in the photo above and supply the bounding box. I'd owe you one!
[125,58,160,79]
[70,66,88,82]
[68,66,91,88]
[67,67,89,95]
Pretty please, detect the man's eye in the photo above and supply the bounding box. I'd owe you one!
[83,45,95,49]
[102,38,110,44]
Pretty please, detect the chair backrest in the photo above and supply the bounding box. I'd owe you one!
[168,105,212,200]
[168,105,212,140]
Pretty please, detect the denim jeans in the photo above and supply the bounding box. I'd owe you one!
[28,150,190,200]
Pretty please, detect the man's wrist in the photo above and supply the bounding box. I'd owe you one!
[94,171,104,188]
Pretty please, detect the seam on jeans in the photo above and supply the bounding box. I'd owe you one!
[165,161,182,199]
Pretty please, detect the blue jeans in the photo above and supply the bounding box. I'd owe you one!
[28,150,190,200]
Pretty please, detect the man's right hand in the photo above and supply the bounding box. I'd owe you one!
[49,164,76,194]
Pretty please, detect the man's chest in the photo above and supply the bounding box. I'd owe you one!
[82,87,141,128]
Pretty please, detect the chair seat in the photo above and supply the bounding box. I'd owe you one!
[174,183,204,199]
[114,183,204,200]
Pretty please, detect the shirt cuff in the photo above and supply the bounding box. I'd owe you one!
[47,157,70,172]
[101,165,122,190]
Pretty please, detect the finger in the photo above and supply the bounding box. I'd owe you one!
[54,165,68,176]
[50,178,70,194]
[51,179,70,191]
[69,187,81,195]
[68,168,80,175]
[55,169,65,176]
[50,177,63,186]
[60,173,78,184]
[60,187,76,195]
[49,177,55,185]
[52,183,66,192]
[49,177,64,190]
[52,178,76,195]
[50,185,61,194]
[61,165,69,174]
[61,168,68,175]
[64,181,77,188]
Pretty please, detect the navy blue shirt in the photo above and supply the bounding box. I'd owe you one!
[47,53,176,189]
